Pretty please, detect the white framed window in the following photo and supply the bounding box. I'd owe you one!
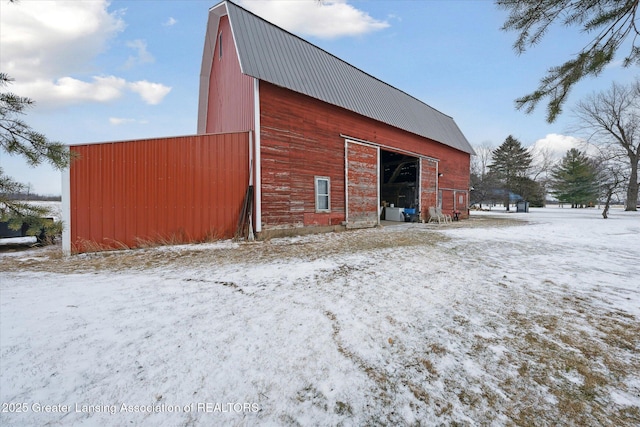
[315,176,330,212]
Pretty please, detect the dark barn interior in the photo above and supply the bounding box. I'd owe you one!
[380,150,419,213]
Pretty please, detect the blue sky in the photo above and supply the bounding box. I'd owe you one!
[1,0,637,195]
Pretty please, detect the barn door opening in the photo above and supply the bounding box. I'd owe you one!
[380,149,419,221]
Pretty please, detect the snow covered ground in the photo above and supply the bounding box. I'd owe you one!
[1,207,638,426]
[0,236,37,246]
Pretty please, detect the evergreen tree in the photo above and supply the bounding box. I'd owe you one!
[550,148,599,208]
[514,176,545,207]
[488,135,533,211]
[1,72,72,240]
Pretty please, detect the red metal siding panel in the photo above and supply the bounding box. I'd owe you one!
[205,15,255,134]
[88,145,103,242]
[70,146,90,247]
[259,82,471,231]
[113,143,127,245]
[69,133,250,253]
[134,141,147,240]
[347,142,378,228]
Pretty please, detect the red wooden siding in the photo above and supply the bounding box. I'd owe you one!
[455,191,468,212]
[346,141,378,228]
[69,133,249,253]
[205,15,254,133]
[420,159,438,221]
[440,189,469,214]
[259,82,471,231]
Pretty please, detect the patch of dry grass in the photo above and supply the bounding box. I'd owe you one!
[1,213,525,275]
[0,224,451,274]
[488,301,640,426]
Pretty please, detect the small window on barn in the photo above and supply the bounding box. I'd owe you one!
[315,177,330,212]
[218,32,223,59]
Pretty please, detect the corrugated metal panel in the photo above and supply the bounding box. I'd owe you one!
[69,133,250,253]
[205,15,255,133]
[219,1,474,155]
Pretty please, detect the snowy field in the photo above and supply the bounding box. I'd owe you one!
[1,207,638,426]
[0,201,61,246]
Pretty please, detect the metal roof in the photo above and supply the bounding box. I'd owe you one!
[206,1,474,155]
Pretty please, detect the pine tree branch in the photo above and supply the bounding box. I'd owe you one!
[498,0,640,122]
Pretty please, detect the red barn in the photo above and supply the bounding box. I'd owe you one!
[63,0,474,253]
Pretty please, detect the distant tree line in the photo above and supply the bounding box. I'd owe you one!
[4,192,61,202]
[471,78,639,218]
[472,138,618,213]
[471,136,546,211]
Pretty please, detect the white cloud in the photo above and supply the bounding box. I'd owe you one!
[124,39,155,68]
[163,17,177,27]
[9,76,171,108]
[128,81,172,105]
[109,117,149,125]
[0,0,170,108]
[109,117,136,125]
[529,133,601,172]
[13,76,126,107]
[0,0,124,81]
[530,133,592,160]
[237,0,389,39]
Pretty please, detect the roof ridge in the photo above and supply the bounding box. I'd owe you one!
[206,0,474,154]
[224,0,454,120]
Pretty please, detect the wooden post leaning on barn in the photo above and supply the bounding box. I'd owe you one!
[235,185,254,240]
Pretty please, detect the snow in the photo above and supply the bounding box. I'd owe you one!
[0,236,37,246]
[1,206,639,426]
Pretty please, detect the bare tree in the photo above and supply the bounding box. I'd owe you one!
[470,141,495,208]
[529,145,555,180]
[528,144,557,205]
[573,80,640,211]
[598,156,627,218]
[471,141,493,178]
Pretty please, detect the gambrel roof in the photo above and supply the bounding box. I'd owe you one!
[199,0,474,155]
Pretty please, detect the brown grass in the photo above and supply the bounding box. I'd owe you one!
[2,212,525,274]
